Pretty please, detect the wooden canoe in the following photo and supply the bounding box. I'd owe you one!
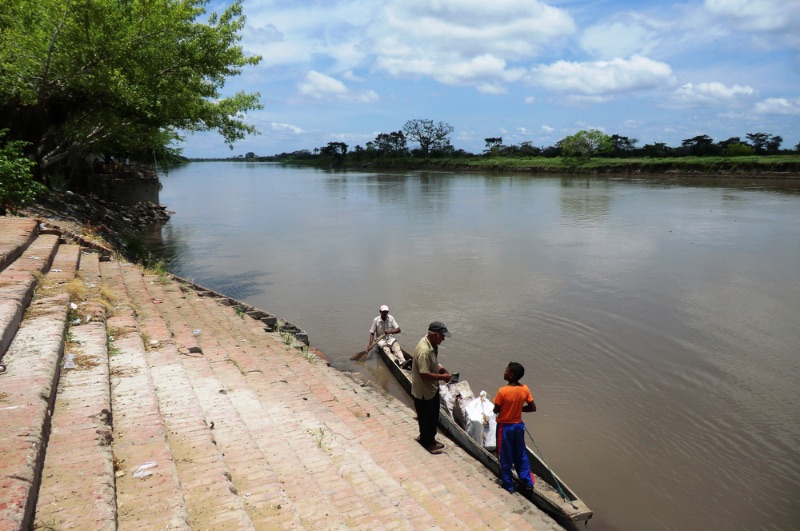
[376,347,593,525]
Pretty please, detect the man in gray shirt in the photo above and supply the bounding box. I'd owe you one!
[411,321,452,454]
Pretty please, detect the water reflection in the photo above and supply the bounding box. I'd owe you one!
[559,178,612,223]
[146,163,800,531]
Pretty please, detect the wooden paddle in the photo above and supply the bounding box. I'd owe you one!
[350,333,385,361]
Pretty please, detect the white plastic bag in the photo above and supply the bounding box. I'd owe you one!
[440,380,474,417]
[439,381,456,416]
[463,391,497,450]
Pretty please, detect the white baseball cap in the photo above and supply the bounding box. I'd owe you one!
[379,305,389,312]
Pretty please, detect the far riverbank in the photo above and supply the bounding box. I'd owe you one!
[197,154,800,178]
[350,155,800,177]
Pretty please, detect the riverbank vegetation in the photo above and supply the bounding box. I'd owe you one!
[0,0,261,201]
[211,120,799,176]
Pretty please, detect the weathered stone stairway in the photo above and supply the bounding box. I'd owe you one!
[0,217,560,530]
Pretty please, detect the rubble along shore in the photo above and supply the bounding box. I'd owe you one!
[19,189,171,262]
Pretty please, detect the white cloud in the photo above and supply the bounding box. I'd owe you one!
[298,70,348,97]
[529,55,675,98]
[296,70,378,103]
[378,53,525,88]
[270,122,305,134]
[704,0,800,32]
[581,20,659,60]
[242,1,375,69]
[242,0,578,84]
[541,125,555,134]
[342,70,364,82]
[754,97,800,115]
[243,24,311,67]
[368,0,575,90]
[692,0,800,54]
[670,82,755,107]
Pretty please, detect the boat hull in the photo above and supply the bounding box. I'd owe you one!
[376,347,593,524]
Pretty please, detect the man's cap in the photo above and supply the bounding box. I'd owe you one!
[379,305,389,312]
[428,321,451,337]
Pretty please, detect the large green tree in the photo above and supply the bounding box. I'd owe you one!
[559,130,612,160]
[0,0,261,184]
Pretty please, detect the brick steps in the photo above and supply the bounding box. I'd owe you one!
[0,232,60,364]
[0,217,560,530]
[111,262,254,530]
[0,219,38,273]
[99,259,193,529]
[137,275,305,528]
[0,234,79,529]
[34,253,116,530]
[138,270,357,527]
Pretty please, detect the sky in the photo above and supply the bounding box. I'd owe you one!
[184,0,800,158]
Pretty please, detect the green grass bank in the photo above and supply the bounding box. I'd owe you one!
[275,155,800,177]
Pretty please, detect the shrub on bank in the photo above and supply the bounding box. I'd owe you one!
[0,130,44,215]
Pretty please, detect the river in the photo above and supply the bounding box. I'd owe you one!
[143,162,800,530]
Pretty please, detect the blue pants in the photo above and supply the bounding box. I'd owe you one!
[497,423,535,493]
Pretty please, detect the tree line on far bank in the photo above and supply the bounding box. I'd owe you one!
[230,120,797,164]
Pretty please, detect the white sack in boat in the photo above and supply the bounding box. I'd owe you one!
[440,381,474,417]
[439,381,456,415]
[461,391,497,451]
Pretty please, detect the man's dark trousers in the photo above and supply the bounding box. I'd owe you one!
[413,391,440,447]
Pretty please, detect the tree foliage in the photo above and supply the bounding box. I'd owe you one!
[484,137,502,149]
[300,123,794,166]
[610,135,637,157]
[402,119,454,157]
[746,133,782,154]
[0,0,262,183]
[368,131,407,158]
[320,142,348,158]
[681,135,720,156]
[726,143,755,156]
[559,130,612,160]
[0,129,44,214]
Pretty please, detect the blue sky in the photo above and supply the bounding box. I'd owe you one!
[184,0,800,157]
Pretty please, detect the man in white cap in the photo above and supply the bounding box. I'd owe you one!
[366,305,406,364]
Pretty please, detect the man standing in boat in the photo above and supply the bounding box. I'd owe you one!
[366,305,406,365]
[411,321,452,454]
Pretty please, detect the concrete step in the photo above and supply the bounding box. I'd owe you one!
[0,233,60,362]
[135,272,307,528]
[98,259,191,529]
[34,251,116,530]
[0,218,38,272]
[107,260,254,529]
[151,275,409,527]
[0,240,79,530]
[158,274,409,527]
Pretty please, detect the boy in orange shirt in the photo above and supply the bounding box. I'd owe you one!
[493,361,536,494]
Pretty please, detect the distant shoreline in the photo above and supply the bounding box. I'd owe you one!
[187,155,800,178]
